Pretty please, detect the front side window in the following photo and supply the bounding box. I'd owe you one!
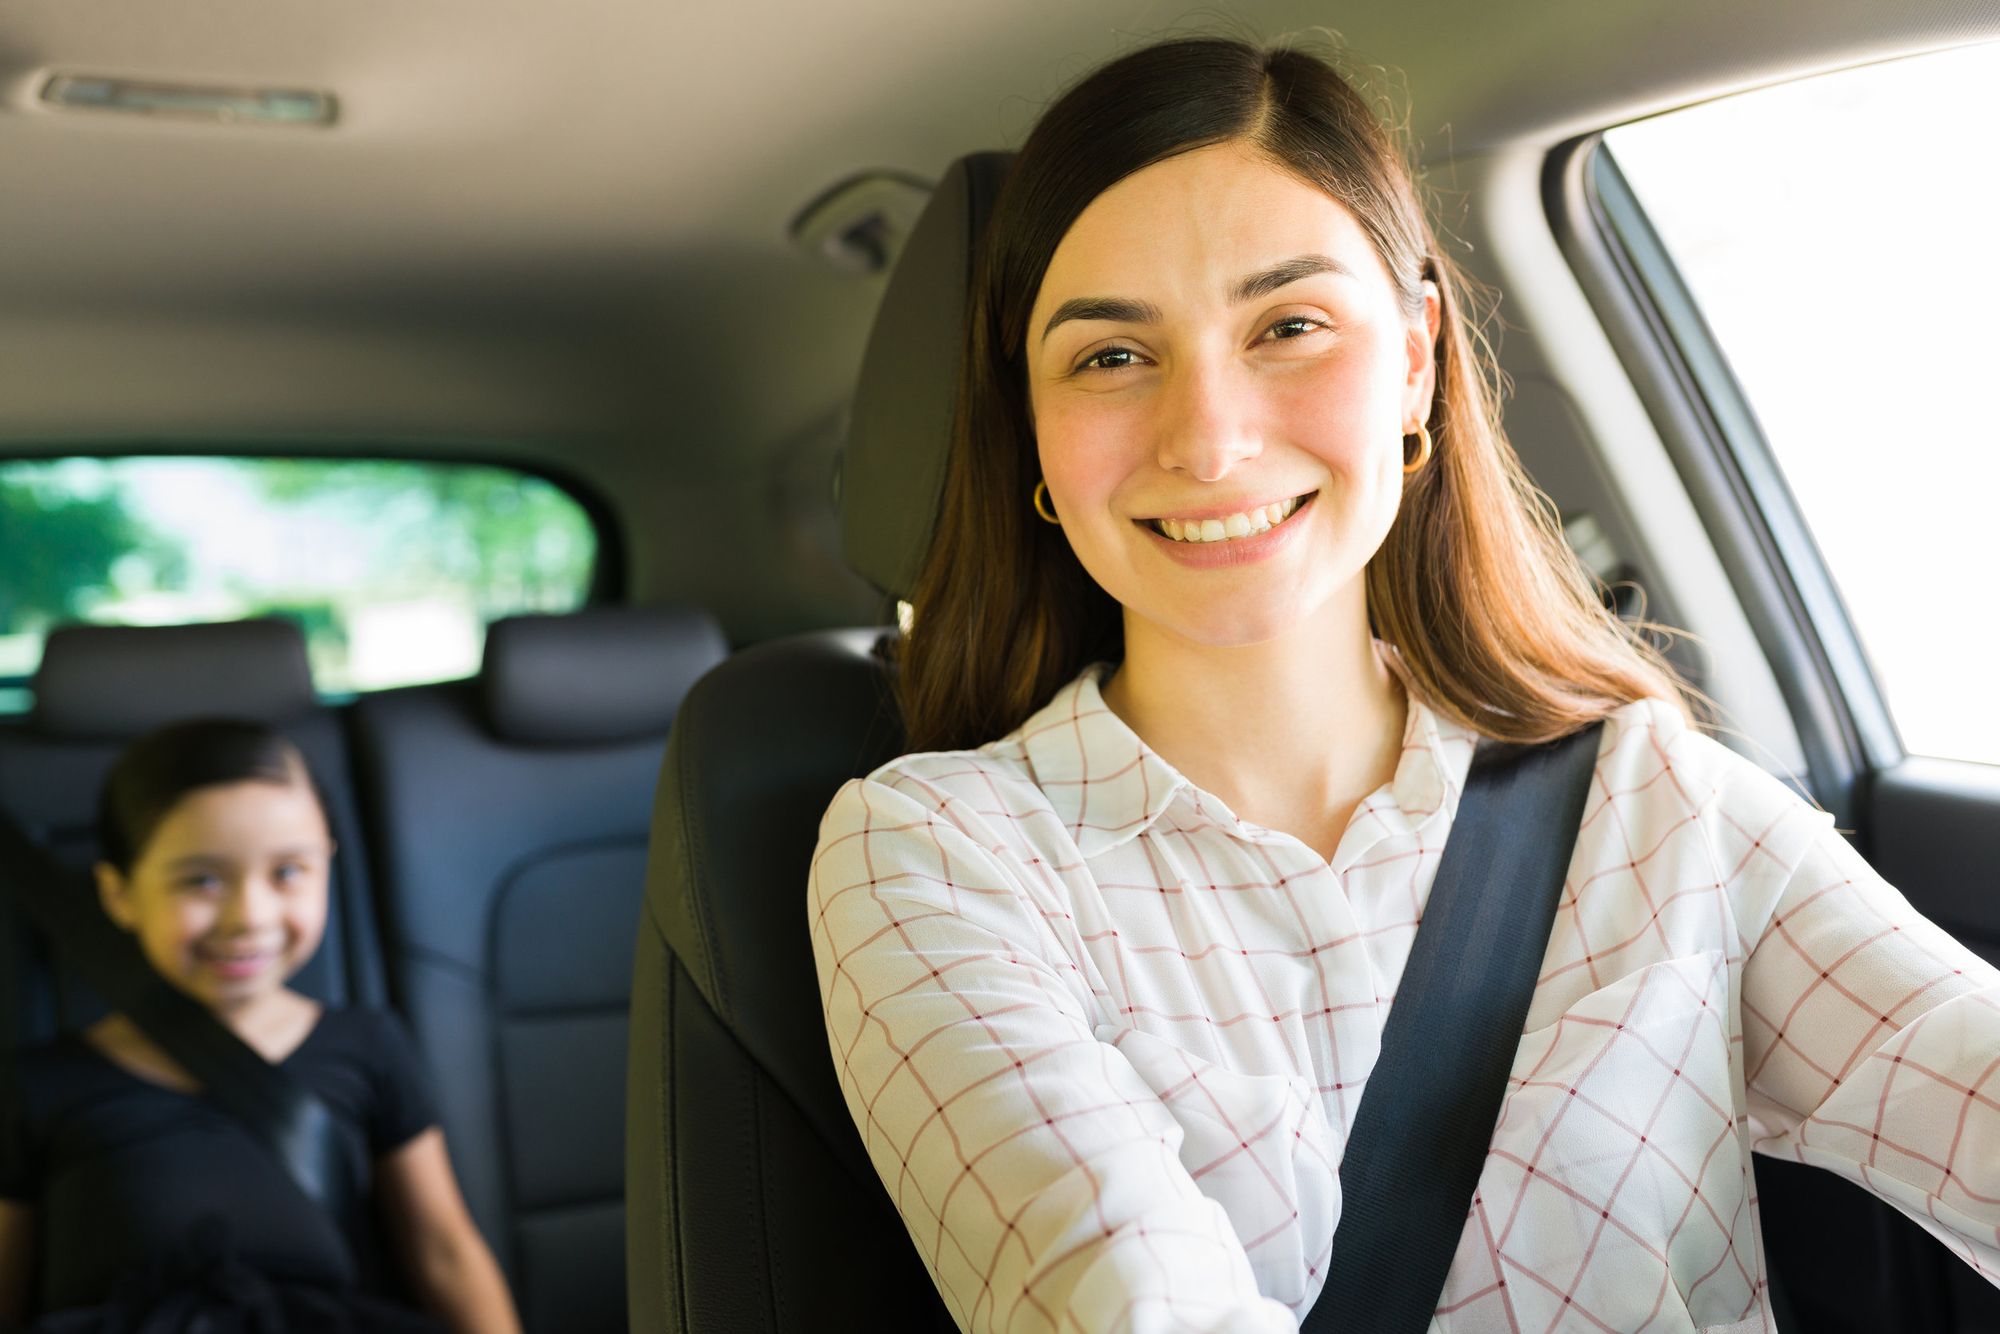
[0,456,599,703]
[1604,42,2000,768]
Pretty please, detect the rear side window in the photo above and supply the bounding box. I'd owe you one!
[0,457,599,704]
[1603,44,2000,767]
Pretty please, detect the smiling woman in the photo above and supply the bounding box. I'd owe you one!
[805,34,2000,1334]
[893,38,1693,759]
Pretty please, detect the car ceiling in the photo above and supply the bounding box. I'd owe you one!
[1,0,1994,636]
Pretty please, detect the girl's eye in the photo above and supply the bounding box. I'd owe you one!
[273,861,307,885]
[177,874,223,894]
[1074,344,1142,374]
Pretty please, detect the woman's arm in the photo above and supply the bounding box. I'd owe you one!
[374,1128,523,1334]
[811,774,1302,1334]
[1741,812,2000,1282]
[0,1200,32,1324]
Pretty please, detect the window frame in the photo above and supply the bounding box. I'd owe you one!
[1542,132,1903,827]
[0,443,626,697]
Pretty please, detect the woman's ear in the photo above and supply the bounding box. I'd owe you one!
[1404,278,1442,423]
[95,863,136,932]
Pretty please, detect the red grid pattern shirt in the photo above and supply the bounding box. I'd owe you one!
[808,646,2000,1332]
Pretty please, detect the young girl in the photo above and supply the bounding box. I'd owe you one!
[0,718,521,1333]
[808,36,2000,1333]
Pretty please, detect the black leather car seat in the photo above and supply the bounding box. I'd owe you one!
[624,153,1010,1334]
[350,603,726,1334]
[0,618,390,1049]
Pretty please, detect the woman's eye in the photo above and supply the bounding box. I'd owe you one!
[1264,315,1330,342]
[1075,344,1141,373]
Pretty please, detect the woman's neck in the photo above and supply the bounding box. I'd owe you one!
[1101,589,1408,862]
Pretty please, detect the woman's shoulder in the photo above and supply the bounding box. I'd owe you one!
[821,736,1052,841]
[1590,693,1834,869]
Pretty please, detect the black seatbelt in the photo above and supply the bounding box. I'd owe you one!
[0,812,360,1282]
[1302,720,1603,1333]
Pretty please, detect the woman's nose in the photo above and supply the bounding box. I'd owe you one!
[1154,360,1262,481]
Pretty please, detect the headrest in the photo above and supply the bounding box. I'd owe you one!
[480,605,729,746]
[842,151,1012,599]
[32,619,318,740]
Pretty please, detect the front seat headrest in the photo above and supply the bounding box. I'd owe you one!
[32,618,318,740]
[841,151,1012,600]
[480,604,729,746]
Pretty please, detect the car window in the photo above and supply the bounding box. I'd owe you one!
[0,456,599,708]
[1602,43,2000,768]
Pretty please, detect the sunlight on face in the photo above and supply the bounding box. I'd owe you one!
[100,778,333,1014]
[1026,142,1436,649]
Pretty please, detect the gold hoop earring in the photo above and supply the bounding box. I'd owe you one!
[1402,422,1433,475]
[1032,479,1061,525]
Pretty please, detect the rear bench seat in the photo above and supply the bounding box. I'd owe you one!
[351,604,726,1334]
[0,605,727,1334]
[0,619,389,1048]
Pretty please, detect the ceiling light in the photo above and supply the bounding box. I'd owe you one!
[40,73,337,127]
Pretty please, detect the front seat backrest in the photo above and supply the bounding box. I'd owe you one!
[625,152,1010,1333]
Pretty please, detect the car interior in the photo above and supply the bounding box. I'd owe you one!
[3,1,1998,1331]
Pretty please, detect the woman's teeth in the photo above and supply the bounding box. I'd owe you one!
[1150,494,1309,543]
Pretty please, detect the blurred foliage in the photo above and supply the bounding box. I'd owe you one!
[248,459,596,613]
[0,472,161,633]
[0,457,597,694]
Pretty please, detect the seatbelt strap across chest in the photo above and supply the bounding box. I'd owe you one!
[1303,720,1603,1333]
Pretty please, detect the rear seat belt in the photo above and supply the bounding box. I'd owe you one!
[0,812,360,1280]
[1302,720,1603,1333]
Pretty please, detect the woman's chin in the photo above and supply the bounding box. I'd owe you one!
[1134,602,1313,651]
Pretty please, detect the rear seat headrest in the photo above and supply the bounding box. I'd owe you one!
[32,619,318,740]
[842,151,1012,600]
[480,605,728,746]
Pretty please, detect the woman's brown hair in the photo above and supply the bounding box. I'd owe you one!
[897,36,1703,752]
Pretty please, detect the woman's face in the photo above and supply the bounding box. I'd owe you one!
[1026,142,1438,648]
[97,777,333,1014]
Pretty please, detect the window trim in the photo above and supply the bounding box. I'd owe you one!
[0,443,625,694]
[1542,134,1901,827]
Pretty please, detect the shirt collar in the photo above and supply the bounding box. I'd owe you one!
[1013,640,1477,862]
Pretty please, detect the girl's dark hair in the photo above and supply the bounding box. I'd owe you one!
[98,718,327,873]
[895,36,1705,751]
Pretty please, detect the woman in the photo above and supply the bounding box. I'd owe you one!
[808,36,1998,1333]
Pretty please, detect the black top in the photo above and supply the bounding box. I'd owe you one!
[0,1006,438,1317]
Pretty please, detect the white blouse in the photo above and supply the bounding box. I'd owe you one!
[808,643,1999,1333]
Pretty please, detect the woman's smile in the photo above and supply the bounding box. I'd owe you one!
[1138,491,1318,567]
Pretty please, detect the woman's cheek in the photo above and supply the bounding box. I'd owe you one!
[1038,397,1143,515]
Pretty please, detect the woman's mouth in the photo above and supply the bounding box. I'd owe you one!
[1143,492,1316,543]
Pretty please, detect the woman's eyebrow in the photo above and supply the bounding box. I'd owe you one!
[1039,254,1351,346]
[1230,253,1351,303]
[1039,296,1164,346]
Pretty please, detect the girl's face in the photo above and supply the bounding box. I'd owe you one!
[1025,142,1439,648]
[97,778,333,1014]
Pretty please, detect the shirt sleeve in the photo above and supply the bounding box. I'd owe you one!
[809,773,1298,1334]
[1735,773,2000,1286]
[361,1008,442,1155]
